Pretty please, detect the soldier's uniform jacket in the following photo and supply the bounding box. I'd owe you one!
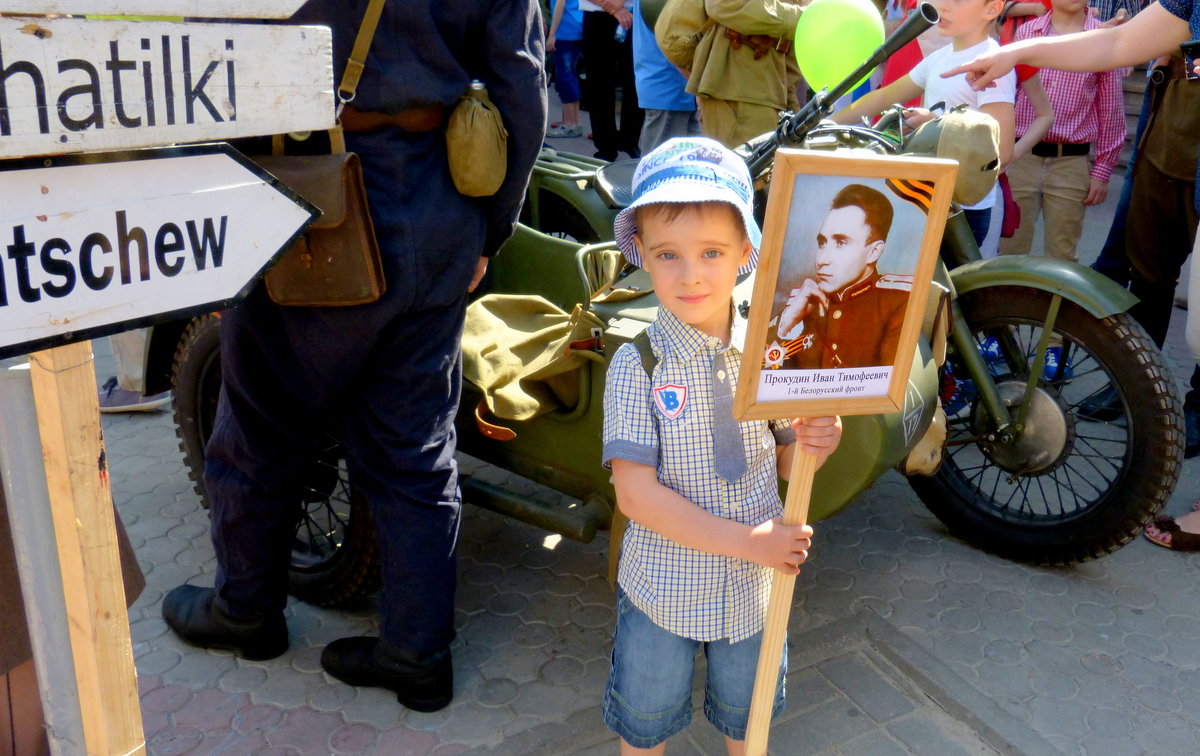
[764,270,912,370]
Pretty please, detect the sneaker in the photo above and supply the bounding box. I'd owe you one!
[546,124,583,138]
[979,336,1002,362]
[98,376,171,413]
[939,365,975,415]
[1036,346,1073,382]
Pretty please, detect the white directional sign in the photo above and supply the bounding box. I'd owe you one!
[0,16,333,159]
[0,2,309,18]
[0,144,318,358]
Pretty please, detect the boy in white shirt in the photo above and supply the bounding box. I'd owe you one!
[833,0,1017,248]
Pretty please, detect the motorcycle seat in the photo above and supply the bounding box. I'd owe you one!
[593,159,639,210]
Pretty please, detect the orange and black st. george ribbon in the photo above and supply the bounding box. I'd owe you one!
[885,177,935,214]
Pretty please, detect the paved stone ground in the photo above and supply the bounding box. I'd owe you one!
[84,112,1200,754]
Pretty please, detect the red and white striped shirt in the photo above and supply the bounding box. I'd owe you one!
[1014,12,1126,183]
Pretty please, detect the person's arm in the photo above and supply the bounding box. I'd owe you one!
[548,0,566,51]
[833,75,925,124]
[775,415,843,479]
[478,0,549,257]
[945,2,1191,88]
[1011,73,1053,164]
[706,0,804,35]
[1085,64,1126,204]
[1007,1,1049,17]
[981,101,1016,168]
[611,459,814,573]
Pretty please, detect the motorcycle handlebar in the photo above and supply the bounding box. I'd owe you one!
[745,2,939,178]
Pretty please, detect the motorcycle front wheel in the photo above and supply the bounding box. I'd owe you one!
[171,314,380,607]
[911,286,1183,565]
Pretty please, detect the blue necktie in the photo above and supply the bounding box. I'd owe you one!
[712,350,746,482]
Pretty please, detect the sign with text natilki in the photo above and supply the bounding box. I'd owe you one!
[0,16,333,159]
[0,1,310,19]
[0,143,319,359]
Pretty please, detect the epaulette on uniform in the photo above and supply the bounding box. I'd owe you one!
[875,273,914,291]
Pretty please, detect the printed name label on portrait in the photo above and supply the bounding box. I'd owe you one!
[653,384,688,419]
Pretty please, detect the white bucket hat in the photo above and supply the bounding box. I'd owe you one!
[613,137,762,275]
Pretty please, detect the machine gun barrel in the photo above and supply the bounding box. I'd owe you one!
[746,2,939,179]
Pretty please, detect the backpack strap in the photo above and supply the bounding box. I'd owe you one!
[632,330,657,383]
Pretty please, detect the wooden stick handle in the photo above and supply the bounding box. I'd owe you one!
[744,448,818,756]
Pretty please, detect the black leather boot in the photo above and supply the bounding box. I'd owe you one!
[161,585,288,661]
[320,636,453,712]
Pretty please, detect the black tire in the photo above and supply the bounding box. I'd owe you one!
[170,314,380,606]
[532,190,603,243]
[911,286,1183,565]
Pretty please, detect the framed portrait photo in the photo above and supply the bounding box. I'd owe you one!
[735,149,957,420]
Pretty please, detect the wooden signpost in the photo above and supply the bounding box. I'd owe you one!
[0,6,329,754]
[0,16,333,158]
[0,145,318,359]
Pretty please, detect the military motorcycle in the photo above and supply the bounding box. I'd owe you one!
[145,4,1183,608]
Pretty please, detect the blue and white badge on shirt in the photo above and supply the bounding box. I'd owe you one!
[653,383,688,419]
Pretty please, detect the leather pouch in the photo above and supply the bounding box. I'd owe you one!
[255,153,385,307]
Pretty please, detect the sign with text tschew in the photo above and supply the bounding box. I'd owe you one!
[0,1,309,18]
[0,144,318,359]
[0,17,333,159]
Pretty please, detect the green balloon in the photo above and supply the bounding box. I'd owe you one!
[793,0,886,92]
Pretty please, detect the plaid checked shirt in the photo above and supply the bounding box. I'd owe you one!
[1088,0,1147,21]
[602,304,796,642]
[1014,13,1126,183]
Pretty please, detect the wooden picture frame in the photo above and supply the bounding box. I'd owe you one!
[735,150,957,420]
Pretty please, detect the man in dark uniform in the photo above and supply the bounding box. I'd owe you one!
[161,0,546,713]
[763,183,911,370]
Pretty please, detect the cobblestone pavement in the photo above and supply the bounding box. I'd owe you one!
[90,158,1200,755]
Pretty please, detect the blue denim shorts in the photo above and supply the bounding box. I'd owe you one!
[552,40,582,105]
[602,590,786,748]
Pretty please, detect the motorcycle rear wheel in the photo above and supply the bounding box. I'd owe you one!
[911,286,1183,565]
[171,314,380,607]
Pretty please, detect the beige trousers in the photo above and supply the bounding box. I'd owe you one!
[999,152,1091,262]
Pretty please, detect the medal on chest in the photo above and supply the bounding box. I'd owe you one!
[653,383,688,420]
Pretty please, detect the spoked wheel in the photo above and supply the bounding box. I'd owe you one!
[911,286,1183,565]
[171,314,379,606]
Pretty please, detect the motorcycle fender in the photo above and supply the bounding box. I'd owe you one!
[532,175,618,240]
[949,255,1138,319]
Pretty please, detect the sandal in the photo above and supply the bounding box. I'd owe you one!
[1144,516,1200,551]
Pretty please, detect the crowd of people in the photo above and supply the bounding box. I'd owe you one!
[140,1,1200,755]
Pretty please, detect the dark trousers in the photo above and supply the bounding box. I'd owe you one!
[1124,159,1198,349]
[582,11,644,160]
[205,285,466,653]
[1092,81,1155,287]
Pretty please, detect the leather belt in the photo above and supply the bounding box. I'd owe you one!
[1032,141,1091,158]
[340,104,448,133]
[723,28,792,60]
[1150,55,1189,84]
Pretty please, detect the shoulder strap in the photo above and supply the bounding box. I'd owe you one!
[329,0,388,154]
[632,330,657,383]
